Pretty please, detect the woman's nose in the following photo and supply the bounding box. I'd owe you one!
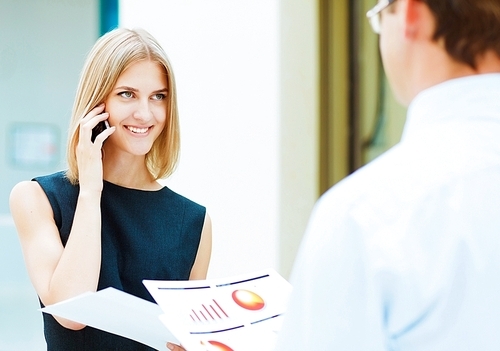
[132,100,152,121]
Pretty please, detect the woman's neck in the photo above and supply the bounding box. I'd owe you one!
[102,153,161,190]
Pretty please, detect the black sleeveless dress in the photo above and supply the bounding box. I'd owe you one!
[34,171,206,350]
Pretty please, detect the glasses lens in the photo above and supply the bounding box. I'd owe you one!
[367,0,395,34]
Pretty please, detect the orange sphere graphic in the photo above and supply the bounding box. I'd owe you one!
[231,289,265,310]
[205,340,234,351]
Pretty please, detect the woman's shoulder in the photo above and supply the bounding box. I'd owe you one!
[147,186,207,219]
[10,170,67,201]
[33,170,72,186]
[32,171,78,196]
[9,178,55,225]
[161,186,205,211]
[10,179,43,202]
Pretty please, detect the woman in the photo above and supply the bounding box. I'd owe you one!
[9,27,211,351]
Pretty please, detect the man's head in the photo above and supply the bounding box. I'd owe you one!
[423,0,500,69]
[368,0,500,105]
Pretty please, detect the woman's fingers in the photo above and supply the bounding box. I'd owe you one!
[79,104,110,143]
[80,114,110,143]
[166,342,186,351]
[92,124,115,147]
[81,103,105,122]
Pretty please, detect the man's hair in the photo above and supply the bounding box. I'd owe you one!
[424,0,500,68]
[66,28,180,184]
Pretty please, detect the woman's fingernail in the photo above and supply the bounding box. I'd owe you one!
[167,342,174,350]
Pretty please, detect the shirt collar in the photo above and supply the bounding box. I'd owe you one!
[402,73,500,142]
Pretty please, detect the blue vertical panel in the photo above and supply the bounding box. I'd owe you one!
[100,0,119,35]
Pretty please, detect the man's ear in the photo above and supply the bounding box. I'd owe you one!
[404,0,433,40]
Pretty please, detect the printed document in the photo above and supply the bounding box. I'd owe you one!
[41,269,291,351]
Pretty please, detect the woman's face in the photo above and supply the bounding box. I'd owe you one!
[103,60,169,157]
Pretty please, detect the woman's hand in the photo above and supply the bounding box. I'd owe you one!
[76,103,115,192]
[167,342,186,351]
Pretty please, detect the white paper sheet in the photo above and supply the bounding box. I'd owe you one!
[41,287,177,350]
[40,269,291,351]
[144,269,292,351]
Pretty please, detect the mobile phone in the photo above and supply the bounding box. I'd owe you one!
[91,120,111,143]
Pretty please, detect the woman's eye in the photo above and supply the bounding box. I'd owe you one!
[119,91,133,98]
[152,93,166,101]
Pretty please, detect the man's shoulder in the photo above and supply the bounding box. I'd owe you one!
[317,144,408,208]
[312,141,445,229]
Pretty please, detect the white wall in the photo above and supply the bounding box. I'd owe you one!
[0,1,98,349]
[120,0,280,279]
[278,0,320,278]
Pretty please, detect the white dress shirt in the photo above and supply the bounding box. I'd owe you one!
[275,74,500,350]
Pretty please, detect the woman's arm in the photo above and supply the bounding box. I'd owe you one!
[166,213,211,350]
[189,213,212,280]
[10,181,102,330]
[9,105,114,330]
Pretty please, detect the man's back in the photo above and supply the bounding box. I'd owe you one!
[276,1,500,349]
[276,74,500,350]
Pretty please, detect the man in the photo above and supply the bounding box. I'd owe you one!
[275,0,500,350]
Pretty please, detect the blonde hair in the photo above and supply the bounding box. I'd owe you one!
[65,28,180,184]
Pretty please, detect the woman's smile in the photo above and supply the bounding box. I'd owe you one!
[125,125,152,135]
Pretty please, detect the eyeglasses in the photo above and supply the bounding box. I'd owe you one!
[366,0,397,34]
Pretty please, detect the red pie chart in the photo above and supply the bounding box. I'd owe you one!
[231,289,265,311]
[205,340,234,351]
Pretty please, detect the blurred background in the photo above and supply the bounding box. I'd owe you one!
[0,0,405,349]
